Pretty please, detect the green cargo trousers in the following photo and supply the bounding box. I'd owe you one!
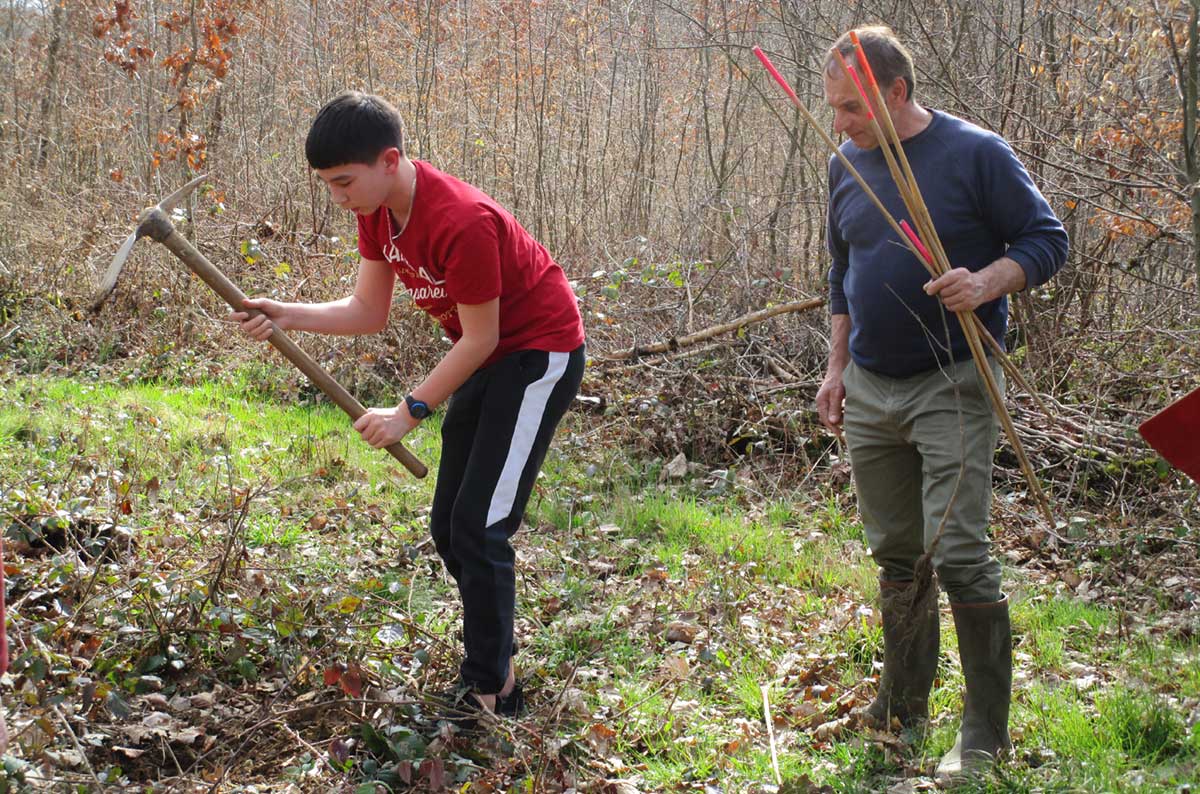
[842,357,1004,604]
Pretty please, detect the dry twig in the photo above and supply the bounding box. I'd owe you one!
[597,298,825,362]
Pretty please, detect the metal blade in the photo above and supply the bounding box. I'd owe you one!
[89,229,140,312]
[157,173,209,215]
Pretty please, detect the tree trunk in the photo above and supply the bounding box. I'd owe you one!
[1189,1,1200,284]
[35,0,64,167]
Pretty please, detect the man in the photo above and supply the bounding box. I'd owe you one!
[233,91,585,724]
[815,27,1068,782]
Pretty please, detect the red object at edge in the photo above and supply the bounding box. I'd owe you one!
[0,536,6,673]
[1138,387,1200,484]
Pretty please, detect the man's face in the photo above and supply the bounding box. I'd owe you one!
[824,69,878,150]
[314,149,398,215]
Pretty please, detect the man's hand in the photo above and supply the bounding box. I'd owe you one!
[816,371,846,434]
[230,297,290,341]
[923,267,990,313]
[353,404,420,449]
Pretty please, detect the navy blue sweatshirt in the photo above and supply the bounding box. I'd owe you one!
[827,110,1068,377]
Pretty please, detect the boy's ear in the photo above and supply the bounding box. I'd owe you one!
[378,147,402,173]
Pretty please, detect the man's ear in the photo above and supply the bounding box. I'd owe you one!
[889,76,908,104]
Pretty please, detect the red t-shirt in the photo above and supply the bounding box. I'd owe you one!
[357,161,584,369]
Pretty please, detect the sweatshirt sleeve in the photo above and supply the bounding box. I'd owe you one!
[976,134,1069,288]
[826,155,850,315]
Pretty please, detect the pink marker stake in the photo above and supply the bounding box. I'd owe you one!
[753,47,802,105]
[900,220,934,266]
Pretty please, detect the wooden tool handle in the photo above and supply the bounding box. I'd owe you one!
[158,226,428,478]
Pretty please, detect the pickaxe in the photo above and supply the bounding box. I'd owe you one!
[90,174,428,478]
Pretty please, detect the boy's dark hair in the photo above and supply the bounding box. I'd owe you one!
[305,91,406,169]
[825,26,916,104]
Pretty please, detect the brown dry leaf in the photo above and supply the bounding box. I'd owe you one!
[834,687,865,715]
[645,567,669,582]
[329,737,351,766]
[170,726,204,745]
[419,758,445,789]
[670,700,701,717]
[887,779,937,793]
[805,683,836,702]
[142,711,173,730]
[866,728,906,752]
[586,722,618,755]
[660,655,690,680]
[663,452,688,479]
[1061,570,1082,588]
[1025,527,1047,549]
[559,687,591,718]
[243,569,269,592]
[542,595,564,617]
[589,559,616,577]
[664,621,700,644]
[732,718,760,739]
[189,691,215,709]
[788,701,824,728]
[812,715,851,742]
[44,749,86,768]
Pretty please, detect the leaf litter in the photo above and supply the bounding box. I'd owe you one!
[0,374,1196,791]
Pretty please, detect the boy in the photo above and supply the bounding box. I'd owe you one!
[232,91,585,719]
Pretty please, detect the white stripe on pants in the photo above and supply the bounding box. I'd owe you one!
[485,351,569,527]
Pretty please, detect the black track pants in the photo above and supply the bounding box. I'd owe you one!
[429,345,585,692]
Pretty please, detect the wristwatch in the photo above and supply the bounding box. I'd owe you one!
[404,394,431,420]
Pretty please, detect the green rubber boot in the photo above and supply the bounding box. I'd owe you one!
[859,579,940,734]
[936,596,1012,785]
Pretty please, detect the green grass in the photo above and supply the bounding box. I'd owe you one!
[1013,593,1114,671]
[0,370,1196,792]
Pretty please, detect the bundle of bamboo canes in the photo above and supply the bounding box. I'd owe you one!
[752,43,1055,529]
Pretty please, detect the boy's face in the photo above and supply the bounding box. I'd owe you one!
[314,148,401,215]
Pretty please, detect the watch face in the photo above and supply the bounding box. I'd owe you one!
[406,396,430,419]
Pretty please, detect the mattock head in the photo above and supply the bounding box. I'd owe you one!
[89,173,209,313]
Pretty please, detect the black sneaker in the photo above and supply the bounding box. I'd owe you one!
[431,680,525,732]
[495,681,525,717]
